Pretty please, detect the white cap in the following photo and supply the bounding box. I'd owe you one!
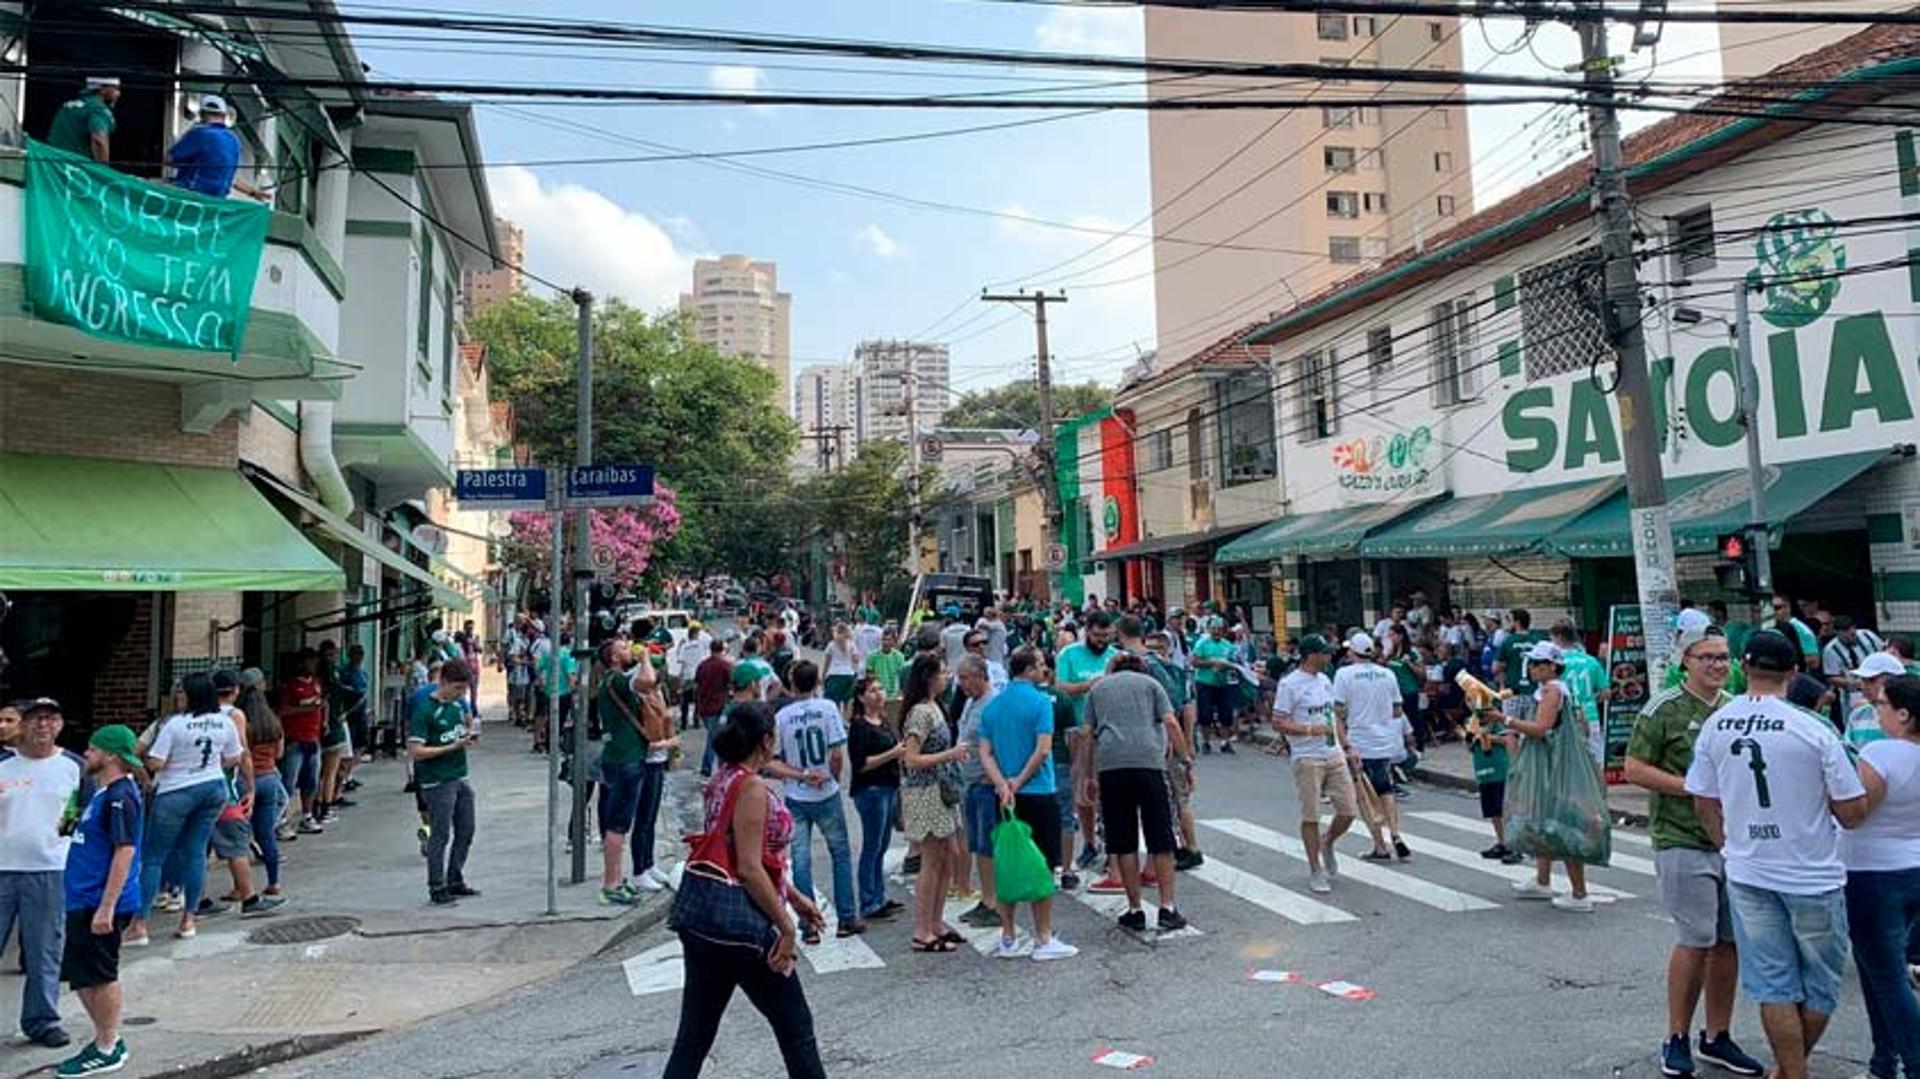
[1525,641,1565,665]
[198,94,227,115]
[1674,608,1712,636]
[532,619,546,633]
[431,628,450,642]
[1346,632,1375,656]
[1852,652,1907,680]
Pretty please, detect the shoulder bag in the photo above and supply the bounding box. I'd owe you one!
[667,772,784,952]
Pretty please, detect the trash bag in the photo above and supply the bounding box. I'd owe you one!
[1506,701,1612,867]
[991,806,1057,904]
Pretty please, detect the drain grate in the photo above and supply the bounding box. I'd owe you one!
[246,915,361,946]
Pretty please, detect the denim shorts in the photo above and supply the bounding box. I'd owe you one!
[963,783,998,857]
[1056,788,1078,834]
[1727,880,1850,1015]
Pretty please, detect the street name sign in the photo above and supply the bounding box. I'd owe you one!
[567,464,655,507]
[455,467,548,511]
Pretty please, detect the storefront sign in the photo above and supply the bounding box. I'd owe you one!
[1903,501,1920,552]
[1331,424,1437,502]
[1601,604,1648,783]
[23,139,270,355]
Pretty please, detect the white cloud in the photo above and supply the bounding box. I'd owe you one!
[1034,7,1140,56]
[708,65,766,93]
[488,166,697,311]
[856,223,902,259]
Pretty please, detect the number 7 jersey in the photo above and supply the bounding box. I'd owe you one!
[1684,693,1866,894]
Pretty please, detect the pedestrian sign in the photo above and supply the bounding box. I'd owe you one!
[455,468,547,511]
[567,464,655,507]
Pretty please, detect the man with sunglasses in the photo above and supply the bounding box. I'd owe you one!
[1625,627,1766,1078]
[1767,594,1821,674]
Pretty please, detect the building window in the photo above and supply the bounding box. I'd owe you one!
[1357,106,1382,126]
[1363,191,1389,214]
[1367,325,1394,398]
[1322,106,1356,128]
[1437,195,1457,217]
[1145,427,1174,472]
[1434,151,1454,172]
[1670,205,1717,278]
[1434,108,1452,129]
[1362,236,1390,260]
[1358,148,1383,171]
[1430,295,1477,405]
[417,227,434,361]
[1521,247,1611,382]
[1326,191,1360,219]
[1317,13,1348,40]
[1296,348,1338,441]
[1429,20,1446,40]
[1354,15,1378,35]
[1329,237,1362,264]
[1324,146,1356,174]
[1216,372,1277,484]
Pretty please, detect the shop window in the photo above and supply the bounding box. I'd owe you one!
[1215,372,1276,485]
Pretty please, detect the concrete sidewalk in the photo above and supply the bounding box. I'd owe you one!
[2,677,688,1078]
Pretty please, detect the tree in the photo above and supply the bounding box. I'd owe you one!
[471,294,799,581]
[942,379,1111,430]
[792,439,930,598]
[499,489,682,587]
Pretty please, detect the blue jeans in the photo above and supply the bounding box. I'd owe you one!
[140,779,227,920]
[1845,868,1920,1079]
[280,740,321,801]
[786,793,857,923]
[250,772,289,887]
[633,762,667,877]
[851,786,897,917]
[1728,880,1850,1016]
[0,870,64,1038]
[698,713,722,777]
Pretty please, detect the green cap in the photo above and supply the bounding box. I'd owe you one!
[730,664,762,691]
[1299,634,1338,656]
[89,724,144,769]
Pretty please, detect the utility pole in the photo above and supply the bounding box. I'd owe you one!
[815,375,830,472]
[568,288,593,885]
[981,290,1067,596]
[1575,11,1678,675]
[1732,280,1774,619]
[904,356,922,572]
[543,468,564,916]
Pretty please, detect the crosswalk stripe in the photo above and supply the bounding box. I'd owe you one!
[1610,827,1655,849]
[941,897,1008,955]
[803,891,888,973]
[1378,822,1637,899]
[1201,818,1496,913]
[622,939,684,997]
[1402,811,1658,877]
[1066,880,1208,938]
[1187,855,1357,925]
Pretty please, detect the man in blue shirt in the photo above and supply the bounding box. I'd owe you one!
[166,96,261,200]
[59,725,144,1078]
[979,647,1077,962]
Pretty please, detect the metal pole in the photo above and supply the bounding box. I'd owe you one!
[569,289,594,885]
[905,353,921,571]
[1733,281,1774,611]
[1577,14,1678,675]
[983,291,1067,598]
[544,468,563,916]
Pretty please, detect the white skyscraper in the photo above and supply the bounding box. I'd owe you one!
[679,255,793,415]
[854,339,950,445]
[794,362,860,471]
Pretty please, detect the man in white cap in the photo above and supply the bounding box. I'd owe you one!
[166,94,261,200]
[1333,632,1412,865]
[46,76,120,162]
[1665,607,1747,694]
[1843,651,1906,747]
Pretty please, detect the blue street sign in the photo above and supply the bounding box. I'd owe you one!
[567,463,655,507]
[455,467,548,511]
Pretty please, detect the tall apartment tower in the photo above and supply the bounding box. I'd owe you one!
[462,216,524,316]
[795,362,861,469]
[1144,6,1474,358]
[680,255,793,415]
[1715,0,1907,78]
[854,340,950,444]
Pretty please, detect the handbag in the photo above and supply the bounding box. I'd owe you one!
[936,762,963,807]
[667,772,783,951]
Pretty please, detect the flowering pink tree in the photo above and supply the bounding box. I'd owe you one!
[501,482,681,588]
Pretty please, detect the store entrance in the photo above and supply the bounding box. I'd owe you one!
[1776,530,1875,630]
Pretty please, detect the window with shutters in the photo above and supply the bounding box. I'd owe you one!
[1670,205,1717,278]
[1296,348,1338,441]
[1430,295,1477,406]
[1216,372,1276,485]
[1520,248,1610,382]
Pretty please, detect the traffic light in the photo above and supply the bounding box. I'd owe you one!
[586,580,620,648]
[1714,530,1766,598]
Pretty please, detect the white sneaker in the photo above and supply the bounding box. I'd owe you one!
[1510,879,1556,900]
[1320,840,1339,881]
[993,935,1032,959]
[636,869,667,893]
[1551,894,1595,913]
[1308,872,1332,894]
[1908,962,1920,990]
[1031,937,1079,962]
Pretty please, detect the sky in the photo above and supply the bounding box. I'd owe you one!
[354,1,1725,404]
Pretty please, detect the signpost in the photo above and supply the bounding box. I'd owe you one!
[454,461,653,914]
[1601,604,1649,784]
[1044,542,1068,571]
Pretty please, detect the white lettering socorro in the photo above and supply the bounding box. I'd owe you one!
[41,160,242,350]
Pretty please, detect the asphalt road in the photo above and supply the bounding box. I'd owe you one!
[268,743,1878,1079]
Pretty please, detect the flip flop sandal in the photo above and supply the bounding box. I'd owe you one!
[939,930,965,945]
[910,938,958,953]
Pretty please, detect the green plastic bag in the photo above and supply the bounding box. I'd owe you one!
[1506,703,1612,867]
[991,806,1057,904]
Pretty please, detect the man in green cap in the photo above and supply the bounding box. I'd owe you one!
[46,77,120,162]
[57,723,144,1077]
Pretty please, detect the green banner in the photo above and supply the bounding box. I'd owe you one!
[24,138,270,355]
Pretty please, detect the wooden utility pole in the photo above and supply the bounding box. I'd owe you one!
[981,290,1067,591]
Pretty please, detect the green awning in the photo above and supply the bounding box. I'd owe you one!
[0,453,345,591]
[1358,477,1622,559]
[248,471,472,613]
[1546,450,1885,558]
[1218,500,1434,564]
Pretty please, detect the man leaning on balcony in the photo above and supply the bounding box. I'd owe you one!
[45,76,119,163]
[167,95,264,202]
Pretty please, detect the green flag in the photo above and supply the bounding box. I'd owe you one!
[23,137,271,356]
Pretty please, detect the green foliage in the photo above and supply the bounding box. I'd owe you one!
[943,379,1111,430]
[792,439,928,597]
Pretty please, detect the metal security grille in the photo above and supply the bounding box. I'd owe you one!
[1520,249,1610,382]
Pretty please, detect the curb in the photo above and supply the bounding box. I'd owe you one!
[593,894,674,957]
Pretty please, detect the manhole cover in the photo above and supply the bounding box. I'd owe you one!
[246,915,360,946]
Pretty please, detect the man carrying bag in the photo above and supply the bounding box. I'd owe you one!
[978,648,1077,962]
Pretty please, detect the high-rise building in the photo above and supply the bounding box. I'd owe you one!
[1714,1,1905,78]
[462,216,524,316]
[680,255,792,415]
[1143,6,1474,359]
[794,362,860,470]
[855,339,950,445]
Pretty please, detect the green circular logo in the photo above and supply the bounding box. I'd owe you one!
[1748,208,1846,330]
[1102,495,1122,539]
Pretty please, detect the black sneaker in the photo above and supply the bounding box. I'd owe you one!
[902,854,922,875]
[194,898,227,917]
[331,798,358,810]
[445,883,481,898]
[429,889,458,906]
[1156,907,1189,932]
[1219,742,1236,756]
[29,1026,71,1048]
[344,779,363,792]
[1076,844,1102,871]
[1059,872,1081,891]
[1117,909,1148,932]
[1694,1032,1764,1076]
[1360,849,1394,863]
[960,902,1000,928]
[1659,1033,1695,1077]
[1480,843,1510,860]
[1500,850,1526,865]
[1174,849,1205,872]
[1393,838,1412,862]
[240,895,285,917]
